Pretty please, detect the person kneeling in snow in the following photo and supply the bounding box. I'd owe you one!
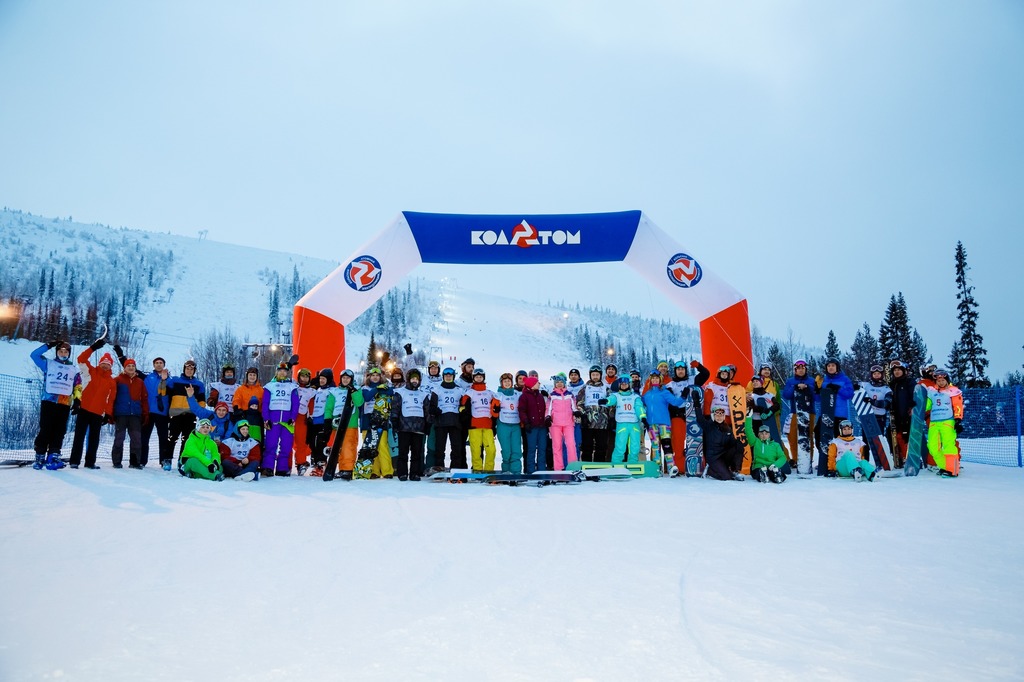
[219,420,261,481]
[179,418,224,481]
[694,402,745,481]
[745,422,790,483]
[826,419,876,481]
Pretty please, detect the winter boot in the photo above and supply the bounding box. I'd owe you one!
[33,453,45,470]
[310,464,325,477]
[45,453,66,470]
[339,470,353,481]
[756,468,768,484]
[767,464,785,483]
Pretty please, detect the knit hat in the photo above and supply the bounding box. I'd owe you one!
[99,353,114,366]
[552,372,567,385]
[523,376,539,389]
[123,358,136,368]
[215,402,229,412]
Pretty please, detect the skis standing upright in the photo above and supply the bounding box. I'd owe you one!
[904,384,929,477]
[727,384,752,475]
[322,386,356,481]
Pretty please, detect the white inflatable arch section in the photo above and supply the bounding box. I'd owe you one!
[294,211,753,380]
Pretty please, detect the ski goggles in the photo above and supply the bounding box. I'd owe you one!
[793,360,808,367]
[718,365,731,373]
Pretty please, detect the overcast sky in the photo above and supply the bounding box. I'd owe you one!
[2,1,1022,376]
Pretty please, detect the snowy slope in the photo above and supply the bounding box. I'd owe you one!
[2,465,1022,681]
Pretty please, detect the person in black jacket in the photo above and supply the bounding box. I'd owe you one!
[695,399,746,481]
[887,360,916,467]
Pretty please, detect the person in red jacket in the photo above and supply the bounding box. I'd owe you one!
[111,358,150,469]
[70,342,117,469]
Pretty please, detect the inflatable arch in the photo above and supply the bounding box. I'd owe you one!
[293,211,753,381]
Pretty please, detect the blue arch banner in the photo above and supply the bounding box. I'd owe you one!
[403,210,642,265]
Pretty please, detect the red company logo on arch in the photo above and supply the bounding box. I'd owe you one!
[471,220,582,248]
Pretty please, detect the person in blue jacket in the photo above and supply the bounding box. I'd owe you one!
[30,340,81,469]
[185,384,233,443]
[818,358,855,440]
[641,371,685,473]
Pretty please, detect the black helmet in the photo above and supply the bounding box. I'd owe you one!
[825,358,841,371]
[589,365,602,375]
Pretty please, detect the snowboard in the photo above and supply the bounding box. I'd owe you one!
[354,389,393,479]
[683,387,705,477]
[322,387,356,482]
[816,388,838,476]
[483,470,586,486]
[727,384,752,475]
[857,409,893,471]
[851,388,874,419]
[904,384,929,477]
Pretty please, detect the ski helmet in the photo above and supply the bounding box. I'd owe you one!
[759,363,773,372]
[297,368,312,378]
[649,370,660,378]
[516,369,528,377]
[617,376,631,389]
[367,367,382,376]
[889,360,904,370]
[825,358,840,372]
[605,363,617,372]
[839,419,853,430]
[552,372,567,384]
[932,368,950,381]
[793,359,808,368]
[341,369,355,379]
[472,368,486,377]
[717,365,731,375]
[589,365,602,375]
[629,369,640,378]
[870,364,884,374]
[500,372,514,384]
[442,366,456,377]
[920,364,937,379]
[462,357,476,367]
[758,424,771,434]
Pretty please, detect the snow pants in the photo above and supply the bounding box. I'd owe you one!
[396,431,425,478]
[35,400,71,456]
[927,419,960,475]
[468,427,496,471]
[142,413,168,467]
[580,426,609,462]
[309,421,330,466]
[611,422,642,464]
[223,458,260,479]
[705,441,744,480]
[670,416,687,465]
[524,427,547,474]
[263,422,294,474]
[424,424,438,469]
[560,424,581,466]
[836,452,876,480]
[549,424,577,470]
[366,429,395,477]
[646,424,673,468]
[167,413,196,461]
[111,415,143,467]
[180,456,222,480]
[69,409,104,467]
[496,422,523,473]
[334,426,360,474]
[292,416,310,467]
[434,424,466,469]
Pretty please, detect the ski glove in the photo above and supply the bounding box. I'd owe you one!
[71,399,81,415]
[862,395,873,404]
[90,338,106,351]
[47,339,59,349]
[113,344,124,360]
[544,416,552,427]
[597,398,608,406]
[954,419,963,435]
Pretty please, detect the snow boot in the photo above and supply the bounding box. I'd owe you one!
[32,453,45,470]
[767,464,785,484]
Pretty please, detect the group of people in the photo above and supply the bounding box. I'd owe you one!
[29,338,966,482]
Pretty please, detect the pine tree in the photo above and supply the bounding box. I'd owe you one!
[268,280,281,339]
[947,341,968,386]
[766,342,789,378]
[907,330,930,373]
[824,330,841,362]
[367,331,378,368]
[953,241,990,388]
[847,322,880,381]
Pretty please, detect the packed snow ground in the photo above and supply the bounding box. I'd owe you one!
[2,464,1023,681]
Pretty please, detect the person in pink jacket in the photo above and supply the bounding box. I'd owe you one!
[546,372,582,470]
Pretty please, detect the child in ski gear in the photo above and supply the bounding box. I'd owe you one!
[495,372,523,473]
[179,418,224,481]
[392,368,430,480]
[519,376,548,474]
[925,369,963,476]
[546,372,580,470]
[641,370,685,472]
[578,366,611,462]
[703,365,737,419]
[307,369,335,475]
[427,367,467,469]
[232,368,263,441]
[325,369,363,479]
[359,367,395,478]
[605,376,648,464]
[782,359,817,466]
[746,423,790,483]
[463,368,501,471]
[69,344,117,469]
[667,360,709,461]
[165,360,206,469]
[861,365,893,434]
[292,367,316,475]
[827,419,875,481]
[262,362,299,476]
[31,340,80,469]
[218,420,261,481]
[887,361,915,466]
[819,358,855,435]
[185,385,232,442]
[111,358,150,468]
[207,364,238,412]
[694,403,745,481]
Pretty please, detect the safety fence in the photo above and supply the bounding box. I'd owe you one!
[1,373,1022,467]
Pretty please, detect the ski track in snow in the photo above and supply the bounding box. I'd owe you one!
[3,465,1024,681]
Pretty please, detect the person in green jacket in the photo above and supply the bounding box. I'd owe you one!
[179,418,224,481]
[745,422,790,483]
[324,370,365,479]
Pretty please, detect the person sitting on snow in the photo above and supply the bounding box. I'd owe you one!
[179,418,224,481]
[219,420,261,481]
[746,422,790,483]
[826,419,876,481]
